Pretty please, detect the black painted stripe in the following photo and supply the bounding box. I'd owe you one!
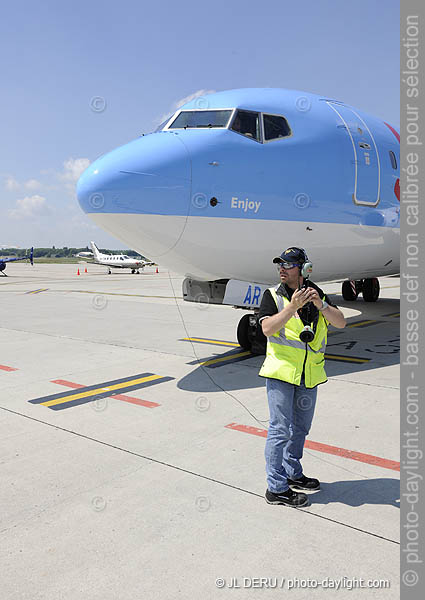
[28,373,161,405]
[48,377,174,411]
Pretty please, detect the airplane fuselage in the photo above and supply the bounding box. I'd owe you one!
[77,88,400,285]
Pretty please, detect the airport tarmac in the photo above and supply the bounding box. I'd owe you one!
[0,263,400,599]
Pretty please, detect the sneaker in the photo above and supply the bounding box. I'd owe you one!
[265,488,309,507]
[287,475,320,491]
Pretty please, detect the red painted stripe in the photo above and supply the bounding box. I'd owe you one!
[0,364,18,372]
[225,423,400,472]
[384,122,400,143]
[394,178,400,201]
[51,379,160,408]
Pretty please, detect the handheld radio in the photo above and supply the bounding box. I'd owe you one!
[296,249,315,343]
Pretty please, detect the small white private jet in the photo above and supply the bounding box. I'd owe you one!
[89,242,155,274]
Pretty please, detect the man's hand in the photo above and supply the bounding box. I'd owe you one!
[307,288,346,327]
[308,288,324,309]
[290,287,316,310]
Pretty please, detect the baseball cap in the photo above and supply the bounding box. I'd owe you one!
[272,247,306,265]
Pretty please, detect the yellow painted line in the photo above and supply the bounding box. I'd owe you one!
[64,290,182,299]
[325,354,369,363]
[346,319,377,328]
[201,351,252,366]
[183,337,239,347]
[42,374,162,407]
[27,288,48,294]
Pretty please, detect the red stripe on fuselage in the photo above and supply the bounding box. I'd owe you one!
[394,178,400,201]
[384,122,400,143]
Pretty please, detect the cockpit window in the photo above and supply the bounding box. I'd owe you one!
[168,110,232,129]
[263,114,291,141]
[230,110,260,141]
[155,118,172,132]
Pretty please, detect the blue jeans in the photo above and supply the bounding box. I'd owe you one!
[265,376,317,493]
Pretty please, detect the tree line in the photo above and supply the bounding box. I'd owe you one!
[0,247,150,260]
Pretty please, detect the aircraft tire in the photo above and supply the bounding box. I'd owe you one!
[362,277,380,302]
[237,314,251,351]
[342,280,359,301]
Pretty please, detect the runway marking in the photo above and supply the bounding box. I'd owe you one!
[324,354,370,364]
[182,337,239,347]
[29,373,173,410]
[225,423,400,472]
[346,319,383,329]
[64,289,182,299]
[382,312,400,318]
[186,349,371,367]
[183,338,373,365]
[51,379,160,408]
[25,288,49,295]
[0,364,18,372]
[201,351,252,367]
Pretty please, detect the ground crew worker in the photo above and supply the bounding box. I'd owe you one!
[258,247,346,507]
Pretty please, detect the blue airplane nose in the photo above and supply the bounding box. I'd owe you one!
[77,132,191,257]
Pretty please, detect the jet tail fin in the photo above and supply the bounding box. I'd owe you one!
[89,241,101,260]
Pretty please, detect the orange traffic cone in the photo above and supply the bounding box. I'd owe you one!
[156,267,159,274]
[84,267,88,273]
[77,268,80,276]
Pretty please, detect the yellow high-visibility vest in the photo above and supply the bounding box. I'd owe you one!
[259,286,328,388]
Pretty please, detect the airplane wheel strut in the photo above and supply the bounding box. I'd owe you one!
[342,280,360,301]
[362,277,380,302]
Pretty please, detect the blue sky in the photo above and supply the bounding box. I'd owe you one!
[0,0,400,249]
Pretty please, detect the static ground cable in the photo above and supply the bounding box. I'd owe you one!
[0,404,399,545]
[167,271,269,427]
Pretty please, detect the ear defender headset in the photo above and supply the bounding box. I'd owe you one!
[296,248,313,282]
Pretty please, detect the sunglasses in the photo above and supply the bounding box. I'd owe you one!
[276,262,299,270]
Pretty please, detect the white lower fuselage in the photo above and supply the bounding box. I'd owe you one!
[89,214,400,284]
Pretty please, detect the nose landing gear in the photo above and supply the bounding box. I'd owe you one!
[342,278,380,302]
